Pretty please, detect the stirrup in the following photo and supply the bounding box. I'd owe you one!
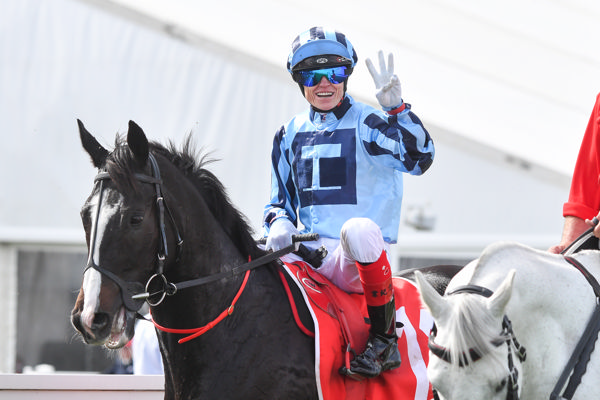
[340,334,401,379]
[339,365,368,381]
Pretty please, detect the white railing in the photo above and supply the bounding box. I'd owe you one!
[0,374,164,399]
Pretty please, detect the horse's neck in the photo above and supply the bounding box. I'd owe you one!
[504,246,599,382]
[521,250,600,396]
[460,243,596,339]
[468,242,592,300]
[155,262,308,397]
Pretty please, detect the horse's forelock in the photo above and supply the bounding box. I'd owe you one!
[103,134,262,259]
[445,295,510,371]
[105,140,143,195]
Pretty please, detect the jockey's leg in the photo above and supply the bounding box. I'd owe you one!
[339,218,401,379]
[354,251,401,375]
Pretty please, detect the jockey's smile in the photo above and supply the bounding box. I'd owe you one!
[304,77,344,112]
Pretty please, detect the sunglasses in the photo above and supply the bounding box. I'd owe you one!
[294,66,351,87]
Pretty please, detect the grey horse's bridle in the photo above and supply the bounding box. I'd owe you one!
[428,285,527,400]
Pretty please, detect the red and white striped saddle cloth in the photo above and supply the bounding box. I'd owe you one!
[279,261,435,400]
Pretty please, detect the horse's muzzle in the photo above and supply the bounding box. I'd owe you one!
[71,303,134,348]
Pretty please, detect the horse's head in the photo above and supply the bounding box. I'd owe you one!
[416,269,525,400]
[71,120,169,348]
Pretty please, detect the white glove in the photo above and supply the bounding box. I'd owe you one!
[365,50,402,109]
[265,218,299,251]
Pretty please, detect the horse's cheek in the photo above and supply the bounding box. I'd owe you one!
[427,359,450,398]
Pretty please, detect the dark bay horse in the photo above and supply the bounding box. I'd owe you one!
[70,120,460,399]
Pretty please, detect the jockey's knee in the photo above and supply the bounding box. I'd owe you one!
[340,218,385,264]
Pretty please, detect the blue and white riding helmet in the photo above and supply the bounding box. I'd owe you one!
[287,27,358,91]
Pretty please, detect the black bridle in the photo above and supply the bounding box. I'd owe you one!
[85,153,183,311]
[428,284,527,400]
[85,152,317,313]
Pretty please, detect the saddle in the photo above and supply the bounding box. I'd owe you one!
[278,260,434,400]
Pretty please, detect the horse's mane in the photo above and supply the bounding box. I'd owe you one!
[105,134,264,260]
[444,294,509,371]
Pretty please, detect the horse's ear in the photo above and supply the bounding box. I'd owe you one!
[78,119,109,168]
[127,120,149,167]
[487,269,516,318]
[415,271,449,320]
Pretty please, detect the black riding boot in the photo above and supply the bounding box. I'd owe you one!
[349,297,401,378]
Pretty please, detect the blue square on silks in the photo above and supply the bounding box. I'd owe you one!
[320,157,347,187]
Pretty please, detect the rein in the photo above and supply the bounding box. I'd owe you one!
[138,239,316,343]
[151,269,252,344]
[133,238,315,301]
[141,238,318,341]
[549,254,600,400]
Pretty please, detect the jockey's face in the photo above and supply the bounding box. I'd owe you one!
[304,77,344,111]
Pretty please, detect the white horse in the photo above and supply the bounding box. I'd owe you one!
[415,241,600,400]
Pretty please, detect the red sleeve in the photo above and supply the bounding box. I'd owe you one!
[563,93,600,219]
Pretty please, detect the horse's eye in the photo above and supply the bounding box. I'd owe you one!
[130,215,144,226]
[495,377,507,393]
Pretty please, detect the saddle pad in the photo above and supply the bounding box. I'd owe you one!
[282,261,434,400]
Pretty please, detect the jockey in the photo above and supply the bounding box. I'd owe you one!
[263,26,435,379]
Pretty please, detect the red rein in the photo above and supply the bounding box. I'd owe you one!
[151,269,251,344]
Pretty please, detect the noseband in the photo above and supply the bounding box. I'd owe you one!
[84,153,183,312]
[429,285,527,400]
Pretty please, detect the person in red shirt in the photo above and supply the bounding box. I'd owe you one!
[550,93,600,254]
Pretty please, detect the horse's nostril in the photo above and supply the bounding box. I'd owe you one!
[91,313,109,330]
[71,313,83,332]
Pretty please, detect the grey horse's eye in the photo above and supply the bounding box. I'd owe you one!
[495,377,508,393]
[81,209,91,228]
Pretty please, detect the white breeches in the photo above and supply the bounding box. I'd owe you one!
[281,217,389,293]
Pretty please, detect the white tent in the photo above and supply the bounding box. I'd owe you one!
[1,0,599,373]
[3,0,600,243]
